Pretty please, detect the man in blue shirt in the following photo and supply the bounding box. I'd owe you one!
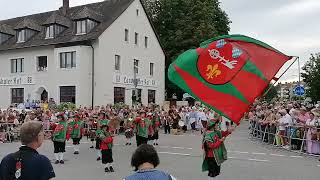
[0,121,55,180]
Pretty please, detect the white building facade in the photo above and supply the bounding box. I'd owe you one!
[0,0,165,108]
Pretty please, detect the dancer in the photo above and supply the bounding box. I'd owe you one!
[202,118,233,179]
[152,112,161,146]
[124,115,134,146]
[69,114,84,154]
[134,110,151,146]
[52,113,70,164]
[99,124,115,173]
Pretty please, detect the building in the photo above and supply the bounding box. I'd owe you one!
[0,0,165,108]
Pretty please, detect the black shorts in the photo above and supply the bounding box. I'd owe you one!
[95,138,101,149]
[206,157,221,177]
[152,131,159,140]
[136,135,148,146]
[53,141,66,153]
[72,138,81,145]
[101,149,113,164]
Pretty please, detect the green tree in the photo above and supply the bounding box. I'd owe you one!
[301,53,320,102]
[142,0,231,99]
[262,84,279,102]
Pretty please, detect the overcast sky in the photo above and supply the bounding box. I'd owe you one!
[0,0,318,82]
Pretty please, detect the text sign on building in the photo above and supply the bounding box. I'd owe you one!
[113,74,157,87]
[0,76,34,86]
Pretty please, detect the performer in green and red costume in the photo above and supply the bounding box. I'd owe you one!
[99,124,114,173]
[95,112,110,161]
[52,113,71,164]
[151,112,161,146]
[202,118,234,179]
[69,114,84,154]
[134,110,152,146]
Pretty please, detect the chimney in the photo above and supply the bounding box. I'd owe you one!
[62,0,69,15]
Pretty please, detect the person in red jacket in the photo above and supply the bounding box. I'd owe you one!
[99,124,114,173]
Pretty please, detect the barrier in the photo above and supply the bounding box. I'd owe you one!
[249,120,320,156]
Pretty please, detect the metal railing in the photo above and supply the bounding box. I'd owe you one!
[249,120,320,156]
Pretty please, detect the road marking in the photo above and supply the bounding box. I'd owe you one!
[248,158,270,162]
[172,147,185,149]
[252,152,266,155]
[158,152,191,156]
[270,154,285,157]
[317,165,320,167]
[233,151,249,154]
[290,155,303,158]
[66,146,72,148]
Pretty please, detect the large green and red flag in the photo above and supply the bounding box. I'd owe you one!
[168,34,292,125]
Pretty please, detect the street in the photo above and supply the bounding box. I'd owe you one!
[1,121,319,180]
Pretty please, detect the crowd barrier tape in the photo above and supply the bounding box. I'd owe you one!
[249,120,320,156]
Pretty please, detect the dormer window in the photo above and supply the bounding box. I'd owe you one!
[76,19,98,35]
[16,29,36,43]
[0,33,12,44]
[45,24,66,39]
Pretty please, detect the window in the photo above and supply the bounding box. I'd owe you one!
[17,29,25,43]
[76,20,87,35]
[135,32,138,45]
[145,36,148,48]
[0,33,12,44]
[132,89,142,103]
[136,9,139,16]
[17,29,36,43]
[114,87,125,104]
[11,58,24,73]
[60,86,76,103]
[60,52,76,69]
[37,56,48,72]
[148,90,156,104]
[125,29,129,42]
[76,19,97,35]
[45,25,54,39]
[134,59,139,74]
[150,63,154,76]
[115,55,120,71]
[11,88,24,104]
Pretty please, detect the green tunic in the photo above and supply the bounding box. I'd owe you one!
[99,131,113,149]
[69,120,83,139]
[53,121,68,142]
[99,119,110,126]
[136,118,151,138]
[202,131,227,172]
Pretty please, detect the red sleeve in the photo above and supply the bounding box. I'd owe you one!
[222,131,230,137]
[207,140,222,149]
[103,136,113,144]
[134,117,141,124]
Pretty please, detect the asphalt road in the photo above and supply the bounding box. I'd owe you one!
[1,121,319,180]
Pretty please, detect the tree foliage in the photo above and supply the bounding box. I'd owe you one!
[301,53,320,102]
[142,0,231,99]
[262,84,279,102]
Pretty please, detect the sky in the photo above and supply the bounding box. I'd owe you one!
[0,0,318,82]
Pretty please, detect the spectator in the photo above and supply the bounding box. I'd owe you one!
[305,112,320,154]
[124,144,176,180]
[0,121,55,179]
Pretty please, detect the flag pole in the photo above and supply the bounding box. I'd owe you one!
[262,56,299,96]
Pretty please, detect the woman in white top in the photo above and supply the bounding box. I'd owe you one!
[305,112,320,154]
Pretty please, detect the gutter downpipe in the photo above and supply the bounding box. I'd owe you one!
[90,43,95,108]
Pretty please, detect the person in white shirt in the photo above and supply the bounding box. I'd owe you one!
[278,110,292,148]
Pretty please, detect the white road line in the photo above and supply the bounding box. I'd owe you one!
[252,152,266,155]
[290,155,303,158]
[270,154,285,157]
[317,165,320,167]
[248,158,270,162]
[66,146,72,148]
[187,148,193,150]
[233,151,249,154]
[158,152,191,156]
[172,147,185,149]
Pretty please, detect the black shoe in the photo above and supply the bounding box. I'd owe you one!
[90,146,94,149]
[109,166,114,172]
[97,157,101,161]
[156,143,159,146]
[60,160,64,164]
[153,143,156,146]
[129,143,132,145]
[74,151,79,154]
[105,167,110,172]
[54,160,59,164]
[125,143,129,146]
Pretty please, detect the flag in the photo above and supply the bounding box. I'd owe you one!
[168,34,292,124]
